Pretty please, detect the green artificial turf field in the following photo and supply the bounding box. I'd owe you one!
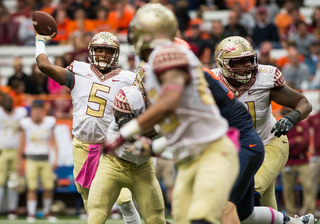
[0,216,175,224]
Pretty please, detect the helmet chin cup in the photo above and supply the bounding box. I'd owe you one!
[227,64,258,83]
[98,61,108,69]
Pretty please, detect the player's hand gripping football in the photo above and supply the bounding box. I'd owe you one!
[103,119,142,154]
[128,136,153,158]
[35,32,55,43]
[32,11,57,43]
[271,109,301,137]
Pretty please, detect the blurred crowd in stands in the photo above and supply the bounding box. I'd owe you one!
[0,0,320,107]
[0,55,72,118]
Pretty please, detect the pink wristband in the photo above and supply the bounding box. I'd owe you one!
[160,84,183,96]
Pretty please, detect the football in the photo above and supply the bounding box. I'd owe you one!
[32,11,57,38]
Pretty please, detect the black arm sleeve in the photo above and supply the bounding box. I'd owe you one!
[64,69,74,89]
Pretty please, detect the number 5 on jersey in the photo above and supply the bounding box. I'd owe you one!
[86,83,111,118]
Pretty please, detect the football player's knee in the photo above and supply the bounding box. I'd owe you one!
[116,188,132,205]
[26,178,38,190]
[43,181,54,191]
[87,197,99,211]
[254,172,269,195]
[144,212,166,224]
[27,184,38,191]
[87,210,108,224]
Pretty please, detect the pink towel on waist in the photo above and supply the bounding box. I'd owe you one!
[226,127,241,153]
[75,144,101,189]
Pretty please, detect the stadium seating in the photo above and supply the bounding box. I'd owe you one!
[304,0,320,7]
[0,44,132,85]
[0,44,287,86]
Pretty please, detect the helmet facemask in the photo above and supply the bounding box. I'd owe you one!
[89,45,119,70]
[223,54,258,83]
[215,36,258,84]
[88,32,120,70]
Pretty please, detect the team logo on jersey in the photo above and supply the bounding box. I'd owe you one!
[248,90,256,95]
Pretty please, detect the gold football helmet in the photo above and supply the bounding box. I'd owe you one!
[215,36,258,84]
[128,3,178,58]
[7,172,26,193]
[88,32,120,70]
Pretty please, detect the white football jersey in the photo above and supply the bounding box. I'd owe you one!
[0,107,27,150]
[67,61,137,143]
[146,42,228,162]
[20,116,56,155]
[107,120,150,165]
[212,64,285,145]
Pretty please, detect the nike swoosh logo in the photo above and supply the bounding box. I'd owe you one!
[91,146,100,150]
[249,144,257,148]
[112,79,120,82]
[248,90,255,95]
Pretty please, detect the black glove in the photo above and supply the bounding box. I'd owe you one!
[271,109,301,138]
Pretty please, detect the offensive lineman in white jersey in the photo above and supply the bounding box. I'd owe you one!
[211,36,314,223]
[33,31,140,222]
[104,4,239,224]
[17,100,58,223]
[0,92,27,220]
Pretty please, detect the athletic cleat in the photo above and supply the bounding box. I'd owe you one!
[79,213,88,220]
[8,213,17,220]
[110,211,121,219]
[46,215,58,223]
[26,215,36,223]
[287,213,316,224]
